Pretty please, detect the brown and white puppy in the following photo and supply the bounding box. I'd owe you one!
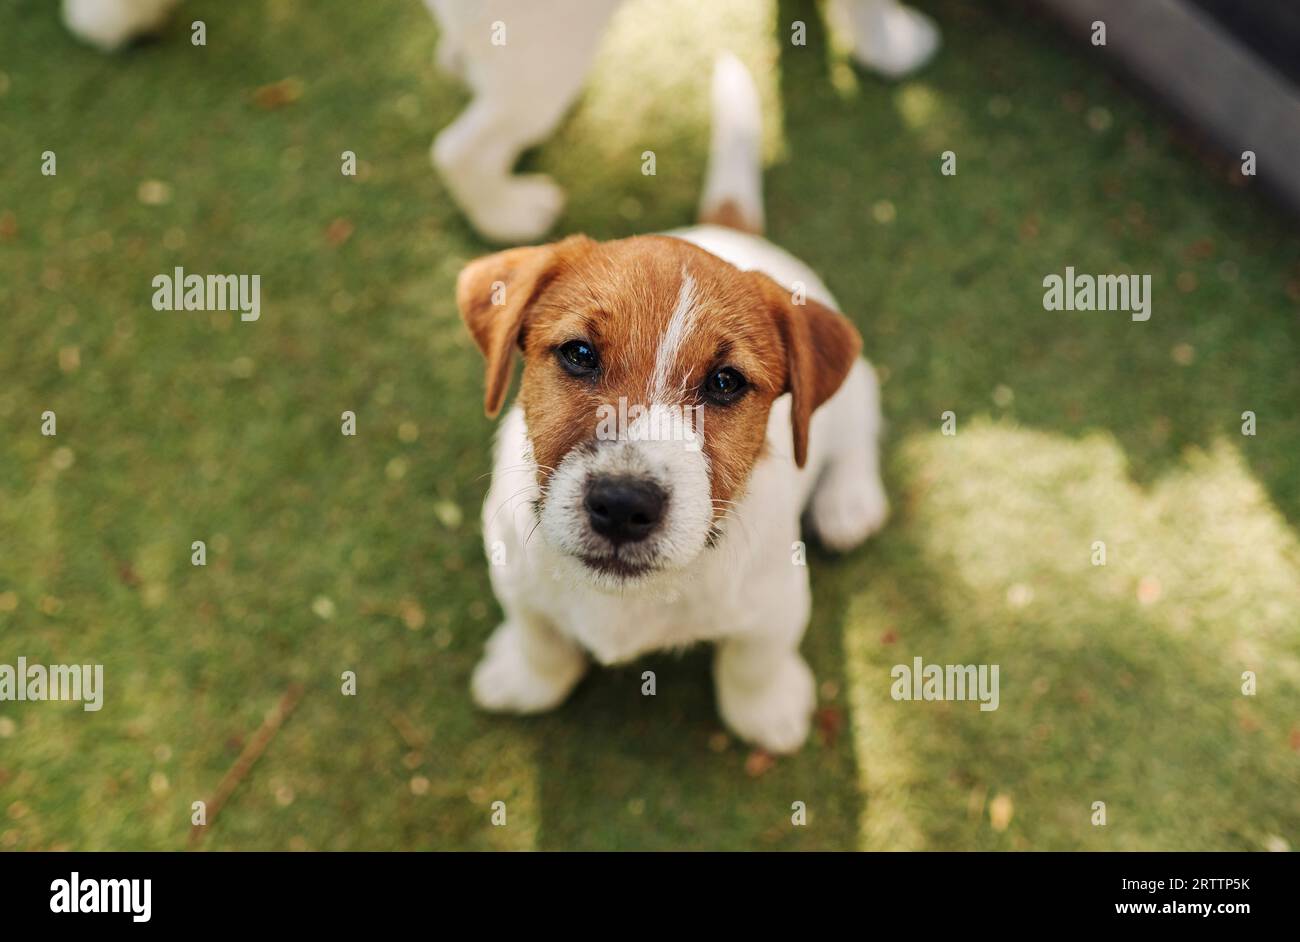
[458,55,888,752]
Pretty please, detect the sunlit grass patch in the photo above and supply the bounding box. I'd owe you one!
[839,420,1300,849]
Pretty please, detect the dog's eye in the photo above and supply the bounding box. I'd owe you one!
[703,366,748,405]
[557,340,600,377]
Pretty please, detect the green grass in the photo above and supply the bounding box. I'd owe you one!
[1,0,1297,850]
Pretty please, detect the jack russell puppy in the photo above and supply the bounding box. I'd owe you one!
[460,55,888,753]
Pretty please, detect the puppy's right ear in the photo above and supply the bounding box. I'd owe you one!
[457,239,581,418]
[457,245,554,418]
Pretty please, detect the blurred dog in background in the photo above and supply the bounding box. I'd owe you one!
[62,0,940,243]
[427,0,940,241]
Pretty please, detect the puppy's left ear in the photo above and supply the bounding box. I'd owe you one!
[755,273,862,468]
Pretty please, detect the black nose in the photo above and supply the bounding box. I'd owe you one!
[584,476,666,545]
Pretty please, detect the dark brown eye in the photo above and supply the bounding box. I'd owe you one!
[557,340,599,377]
[703,366,747,405]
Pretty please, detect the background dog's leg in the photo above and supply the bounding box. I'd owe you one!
[471,612,588,713]
[433,99,571,244]
[825,0,941,80]
[714,630,816,755]
[428,0,621,243]
[62,0,181,52]
[808,359,889,551]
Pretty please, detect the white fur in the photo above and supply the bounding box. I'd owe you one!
[62,0,180,51]
[648,271,700,402]
[826,0,940,80]
[698,52,764,234]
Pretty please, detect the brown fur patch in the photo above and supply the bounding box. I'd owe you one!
[698,198,762,235]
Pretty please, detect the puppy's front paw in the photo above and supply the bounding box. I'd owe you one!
[716,654,816,754]
[471,621,585,714]
[810,470,889,552]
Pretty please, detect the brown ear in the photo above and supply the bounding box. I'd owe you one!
[756,273,862,468]
[456,242,565,417]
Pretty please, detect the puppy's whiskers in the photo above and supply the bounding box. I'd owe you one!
[710,498,755,551]
[489,484,544,529]
[478,462,557,483]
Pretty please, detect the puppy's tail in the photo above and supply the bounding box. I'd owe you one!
[698,52,764,235]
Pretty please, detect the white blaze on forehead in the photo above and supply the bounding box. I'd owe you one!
[649,270,699,404]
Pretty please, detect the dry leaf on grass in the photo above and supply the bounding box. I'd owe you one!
[325,217,354,246]
[744,749,775,777]
[815,706,843,747]
[251,77,304,110]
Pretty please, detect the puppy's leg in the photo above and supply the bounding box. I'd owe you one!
[472,611,588,713]
[808,359,889,551]
[825,0,941,80]
[715,633,817,755]
[435,35,465,79]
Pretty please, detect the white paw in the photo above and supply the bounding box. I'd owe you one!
[471,621,584,714]
[810,471,889,552]
[717,655,816,754]
[850,6,941,80]
[459,174,565,245]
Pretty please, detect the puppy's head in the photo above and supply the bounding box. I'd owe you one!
[458,234,859,588]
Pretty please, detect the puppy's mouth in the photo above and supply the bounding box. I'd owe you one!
[536,441,715,586]
[577,551,659,580]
